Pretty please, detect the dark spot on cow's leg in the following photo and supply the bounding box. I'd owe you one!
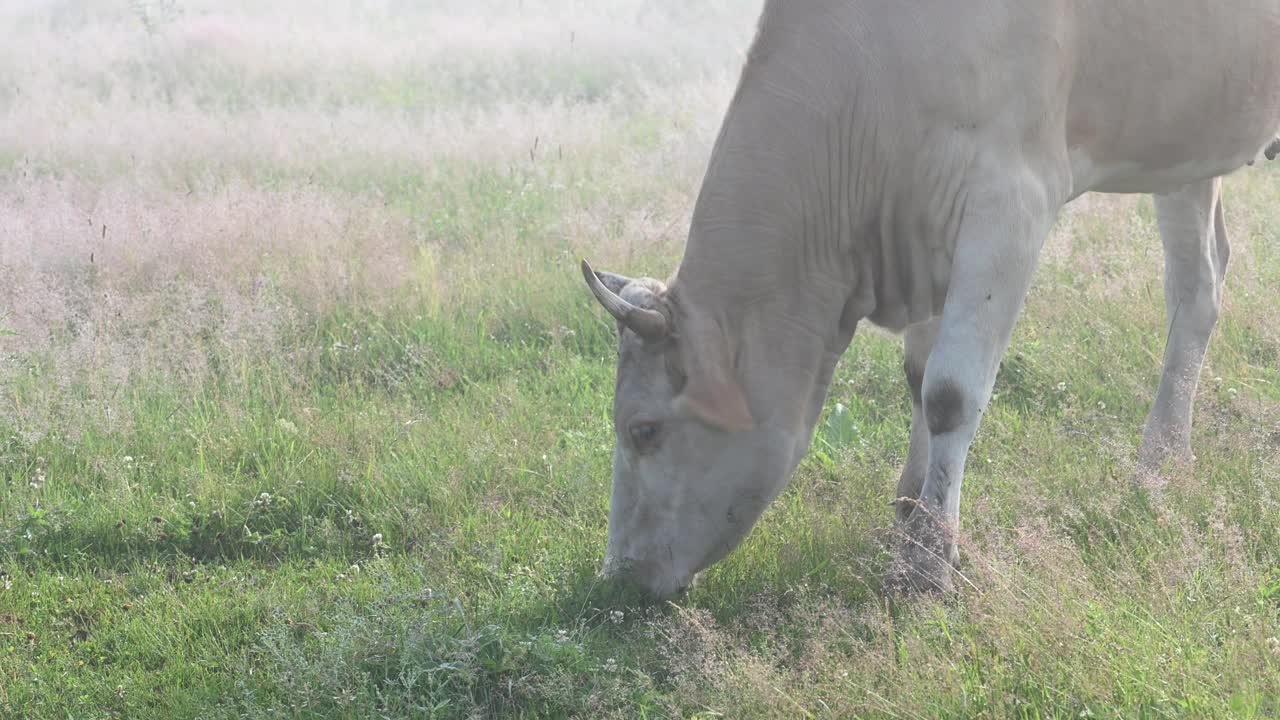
[925,379,967,435]
[904,359,925,407]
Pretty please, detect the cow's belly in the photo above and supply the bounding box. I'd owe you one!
[1065,82,1280,197]
[1068,140,1272,198]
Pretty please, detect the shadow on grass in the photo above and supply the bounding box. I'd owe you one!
[3,502,383,571]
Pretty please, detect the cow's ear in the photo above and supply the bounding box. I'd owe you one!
[672,311,755,432]
[676,375,754,432]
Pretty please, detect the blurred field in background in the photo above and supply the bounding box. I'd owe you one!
[1,1,1278,717]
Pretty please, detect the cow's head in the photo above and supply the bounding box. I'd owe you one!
[581,259,813,598]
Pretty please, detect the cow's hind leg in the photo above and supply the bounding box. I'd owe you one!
[896,317,940,523]
[1139,177,1229,471]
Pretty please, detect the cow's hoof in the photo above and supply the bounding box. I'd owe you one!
[1137,432,1193,473]
[888,552,956,596]
[887,507,959,596]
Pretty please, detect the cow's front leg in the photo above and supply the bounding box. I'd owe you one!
[895,317,940,523]
[1139,178,1228,472]
[893,180,1056,594]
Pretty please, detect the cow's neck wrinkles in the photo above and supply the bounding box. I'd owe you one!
[672,53,874,432]
[681,59,870,310]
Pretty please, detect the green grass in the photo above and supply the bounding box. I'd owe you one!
[3,1,1280,717]
[5,180,1280,715]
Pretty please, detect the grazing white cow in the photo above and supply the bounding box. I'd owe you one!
[582,0,1280,595]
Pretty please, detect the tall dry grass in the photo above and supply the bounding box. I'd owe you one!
[0,0,762,430]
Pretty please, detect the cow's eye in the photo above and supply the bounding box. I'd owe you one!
[628,421,661,450]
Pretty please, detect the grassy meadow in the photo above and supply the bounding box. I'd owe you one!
[2,1,1280,717]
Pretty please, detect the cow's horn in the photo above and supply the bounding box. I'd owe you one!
[581,259,669,341]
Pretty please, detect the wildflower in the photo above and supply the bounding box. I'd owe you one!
[610,610,624,624]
